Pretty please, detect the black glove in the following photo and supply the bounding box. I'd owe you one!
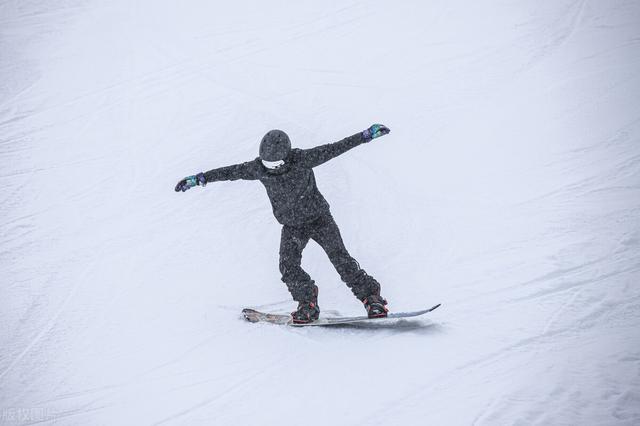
[175,172,206,192]
[362,124,390,142]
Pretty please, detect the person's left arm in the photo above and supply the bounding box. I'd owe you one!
[299,124,390,168]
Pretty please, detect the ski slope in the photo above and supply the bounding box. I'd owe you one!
[1,0,639,424]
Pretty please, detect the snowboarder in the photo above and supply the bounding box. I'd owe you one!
[175,124,391,323]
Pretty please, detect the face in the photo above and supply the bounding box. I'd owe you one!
[261,159,285,170]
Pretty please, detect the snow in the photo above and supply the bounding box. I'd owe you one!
[1,0,639,424]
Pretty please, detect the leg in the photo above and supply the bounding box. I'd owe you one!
[279,224,317,303]
[310,214,381,301]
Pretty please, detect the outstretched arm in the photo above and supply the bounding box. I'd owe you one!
[203,161,260,183]
[174,160,259,192]
[300,124,390,168]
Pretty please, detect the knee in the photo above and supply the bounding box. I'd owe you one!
[328,250,360,275]
[279,259,289,278]
[279,252,300,270]
[279,254,302,280]
[326,248,353,264]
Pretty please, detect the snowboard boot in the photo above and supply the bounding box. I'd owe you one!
[363,295,388,318]
[291,301,320,324]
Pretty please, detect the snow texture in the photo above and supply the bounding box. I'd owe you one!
[1,0,640,425]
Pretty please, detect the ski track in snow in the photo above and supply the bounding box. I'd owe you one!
[1,0,640,425]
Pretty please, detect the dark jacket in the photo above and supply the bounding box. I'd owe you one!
[203,132,367,226]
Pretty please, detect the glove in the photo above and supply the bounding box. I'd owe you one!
[175,172,206,192]
[362,124,390,142]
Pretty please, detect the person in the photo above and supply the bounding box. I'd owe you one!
[175,124,391,323]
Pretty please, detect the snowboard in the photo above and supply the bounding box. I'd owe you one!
[242,303,441,326]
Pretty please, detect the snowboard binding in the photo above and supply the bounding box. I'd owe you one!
[291,301,320,324]
[363,295,388,318]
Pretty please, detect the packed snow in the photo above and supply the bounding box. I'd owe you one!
[1,0,639,424]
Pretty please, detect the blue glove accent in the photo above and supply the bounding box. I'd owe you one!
[175,172,206,192]
[362,124,390,142]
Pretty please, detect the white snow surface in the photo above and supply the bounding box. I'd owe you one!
[2,1,640,425]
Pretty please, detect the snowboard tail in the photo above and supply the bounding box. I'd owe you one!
[242,304,441,326]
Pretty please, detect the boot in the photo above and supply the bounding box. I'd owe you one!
[363,295,388,318]
[291,301,320,324]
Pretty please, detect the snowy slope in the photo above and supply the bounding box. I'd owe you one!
[1,0,640,424]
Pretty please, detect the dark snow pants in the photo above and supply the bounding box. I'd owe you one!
[279,213,381,303]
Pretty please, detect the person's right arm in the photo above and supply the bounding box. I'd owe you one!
[174,160,260,192]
